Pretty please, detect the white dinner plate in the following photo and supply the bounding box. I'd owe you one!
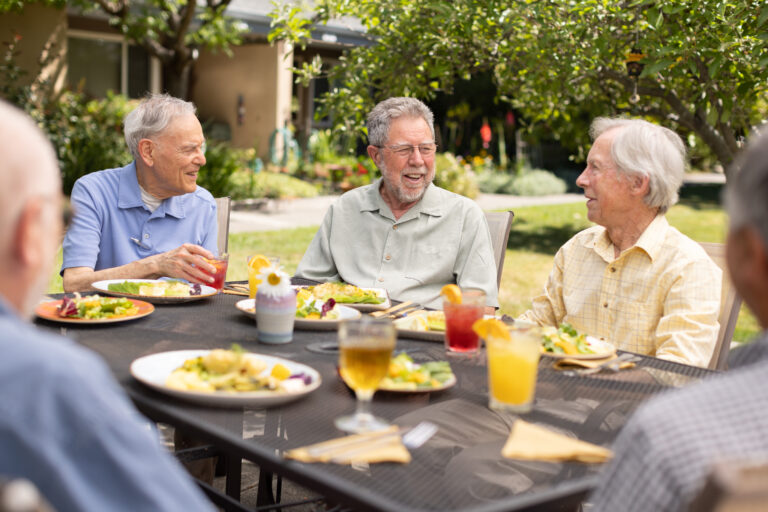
[235,299,362,330]
[130,350,321,408]
[293,285,391,312]
[540,336,617,360]
[92,278,218,304]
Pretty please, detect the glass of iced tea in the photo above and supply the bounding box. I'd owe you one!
[203,253,229,291]
[336,317,396,433]
[444,288,486,355]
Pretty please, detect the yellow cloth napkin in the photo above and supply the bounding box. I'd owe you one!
[501,420,612,463]
[552,355,635,371]
[285,426,411,465]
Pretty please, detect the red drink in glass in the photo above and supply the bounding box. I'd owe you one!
[203,254,229,291]
[443,289,486,354]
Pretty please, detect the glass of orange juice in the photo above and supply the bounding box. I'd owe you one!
[485,324,541,413]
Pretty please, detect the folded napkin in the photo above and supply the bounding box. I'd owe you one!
[552,355,636,371]
[285,426,411,465]
[501,420,612,463]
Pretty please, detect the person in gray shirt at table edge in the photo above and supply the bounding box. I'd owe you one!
[0,100,214,511]
[589,126,768,511]
[296,97,499,312]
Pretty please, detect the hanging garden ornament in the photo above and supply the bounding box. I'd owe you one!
[625,47,645,78]
[625,47,645,104]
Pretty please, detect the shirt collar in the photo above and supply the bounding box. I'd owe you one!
[587,214,669,262]
[117,161,186,219]
[360,178,443,222]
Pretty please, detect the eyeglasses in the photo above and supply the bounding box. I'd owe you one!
[375,143,438,158]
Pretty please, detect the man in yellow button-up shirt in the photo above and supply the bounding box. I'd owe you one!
[520,117,721,367]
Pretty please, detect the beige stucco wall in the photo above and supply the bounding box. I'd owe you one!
[0,4,67,96]
[193,41,294,156]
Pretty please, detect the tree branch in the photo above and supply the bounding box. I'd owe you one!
[599,67,735,165]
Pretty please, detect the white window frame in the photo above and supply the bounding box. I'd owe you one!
[67,29,160,96]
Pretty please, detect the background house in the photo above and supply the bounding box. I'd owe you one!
[0,0,369,159]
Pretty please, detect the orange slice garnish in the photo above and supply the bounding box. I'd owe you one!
[440,284,462,305]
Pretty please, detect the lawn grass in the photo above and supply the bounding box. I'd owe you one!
[47,183,760,343]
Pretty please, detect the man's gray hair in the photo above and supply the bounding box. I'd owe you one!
[725,125,768,246]
[124,93,197,160]
[590,117,686,214]
[367,97,435,146]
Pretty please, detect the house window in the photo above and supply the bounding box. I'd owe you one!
[67,30,155,98]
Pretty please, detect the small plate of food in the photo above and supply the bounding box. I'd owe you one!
[35,294,154,324]
[350,352,456,393]
[130,345,321,407]
[539,323,616,360]
[296,283,390,312]
[393,311,446,342]
[92,278,218,304]
[235,290,362,331]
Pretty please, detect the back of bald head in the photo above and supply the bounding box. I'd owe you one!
[0,100,60,251]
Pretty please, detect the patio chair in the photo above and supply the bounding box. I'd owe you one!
[484,210,515,289]
[700,242,742,370]
[688,459,768,512]
[215,196,231,254]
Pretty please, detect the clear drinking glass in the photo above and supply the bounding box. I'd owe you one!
[336,317,396,433]
[443,288,486,355]
[485,325,541,413]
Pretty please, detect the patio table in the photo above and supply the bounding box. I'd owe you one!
[35,282,716,512]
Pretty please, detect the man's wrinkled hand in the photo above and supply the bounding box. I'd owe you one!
[153,244,216,284]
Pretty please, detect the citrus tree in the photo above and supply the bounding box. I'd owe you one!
[270,0,768,174]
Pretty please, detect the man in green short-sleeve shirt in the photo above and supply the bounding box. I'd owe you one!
[296,97,498,311]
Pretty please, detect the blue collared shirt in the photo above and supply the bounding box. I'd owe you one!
[0,298,214,511]
[62,162,218,273]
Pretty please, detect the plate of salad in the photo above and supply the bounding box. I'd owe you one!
[296,283,390,312]
[130,346,321,408]
[235,295,361,331]
[35,294,154,324]
[377,353,456,393]
[92,278,218,304]
[540,323,616,360]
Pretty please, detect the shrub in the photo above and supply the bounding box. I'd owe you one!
[433,153,479,199]
[229,170,319,200]
[197,141,249,198]
[508,169,567,196]
[476,171,515,194]
[47,92,133,195]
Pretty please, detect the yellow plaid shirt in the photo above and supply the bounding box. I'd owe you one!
[520,215,721,367]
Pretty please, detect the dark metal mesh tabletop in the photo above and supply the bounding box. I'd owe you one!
[36,287,716,512]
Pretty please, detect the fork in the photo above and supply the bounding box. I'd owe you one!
[562,353,641,377]
[307,421,438,461]
[330,421,438,462]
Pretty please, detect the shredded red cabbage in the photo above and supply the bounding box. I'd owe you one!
[58,296,78,317]
[320,298,336,318]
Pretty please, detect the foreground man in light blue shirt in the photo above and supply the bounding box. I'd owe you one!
[62,93,218,292]
[0,100,214,511]
[296,97,498,310]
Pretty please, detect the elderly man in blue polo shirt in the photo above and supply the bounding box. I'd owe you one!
[62,93,218,292]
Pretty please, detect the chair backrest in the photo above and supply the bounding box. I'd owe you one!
[215,197,231,255]
[700,242,742,370]
[484,211,515,289]
[688,459,768,512]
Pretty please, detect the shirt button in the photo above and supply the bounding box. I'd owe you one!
[603,302,608,308]
[385,254,391,261]
[610,267,616,272]
[392,225,398,230]
[144,234,150,239]
[378,277,384,282]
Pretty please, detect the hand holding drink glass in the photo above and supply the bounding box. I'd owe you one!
[336,317,396,433]
[474,319,541,413]
[441,285,485,355]
[202,252,228,291]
